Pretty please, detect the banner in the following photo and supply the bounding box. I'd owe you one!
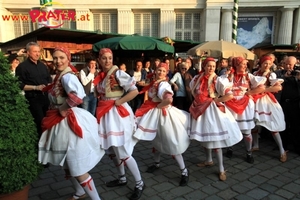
[237,16,273,49]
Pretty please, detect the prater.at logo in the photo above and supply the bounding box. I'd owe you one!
[29,1,89,28]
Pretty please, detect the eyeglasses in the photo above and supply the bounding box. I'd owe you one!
[181,68,187,70]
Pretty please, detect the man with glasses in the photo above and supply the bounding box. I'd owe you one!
[169,62,188,111]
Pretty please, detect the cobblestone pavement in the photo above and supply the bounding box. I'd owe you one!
[29,137,300,200]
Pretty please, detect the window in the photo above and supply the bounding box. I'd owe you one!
[12,12,37,38]
[93,13,117,33]
[134,12,159,37]
[175,12,200,42]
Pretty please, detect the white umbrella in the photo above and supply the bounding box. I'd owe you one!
[187,40,255,60]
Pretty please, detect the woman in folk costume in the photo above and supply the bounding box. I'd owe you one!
[38,47,104,200]
[94,48,145,200]
[133,62,191,186]
[189,57,242,181]
[251,55,287,162]
[224,57,266,164]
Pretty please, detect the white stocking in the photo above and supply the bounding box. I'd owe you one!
[80,176,101,200]
[205,148,213,162]
[251,126,260,149]
[215,149,224,172]
[242,130,252,153]
[70,177,85,198]
[272,132,285,155]
[173,154,187,175]
[125,156,142,182]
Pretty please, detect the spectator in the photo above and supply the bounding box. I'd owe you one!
[15,42,52,137]
[184,57,196,108]
[79,58,98,116]
[169,62,188,111]
[279,56,300,154]
[38,46,104,200]
[119,63,127,72]
[217,58,228,76]
[128,60,147,112]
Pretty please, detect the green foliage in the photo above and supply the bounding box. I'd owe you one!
[0,52,43,194]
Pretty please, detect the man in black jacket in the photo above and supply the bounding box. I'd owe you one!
[16,42,52,137]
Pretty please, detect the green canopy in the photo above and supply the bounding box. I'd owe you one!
[93,35,174,54]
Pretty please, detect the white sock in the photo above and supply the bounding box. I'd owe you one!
[272,132,285,155]
[125,156,142,182]
[80,176,101,200]
[215,148,224,172]
[173,154,188,175]
[153,151,161,165]
[243,130,252,153]
[111,155,126,181]
[70,177,85,198]
[205,148,213,162]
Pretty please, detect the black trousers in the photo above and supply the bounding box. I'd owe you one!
[26,94,50,137]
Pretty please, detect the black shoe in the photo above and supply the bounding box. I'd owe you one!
[129,184,145,200]
[106,179,127,187]
[246,154,254,164]
[179,169,189,186]
[226,148,233,158]
[146,165,159,173]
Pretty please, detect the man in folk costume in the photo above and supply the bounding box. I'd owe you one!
[38,47,104,200]
[224,57,266,163]
[94,48,145,200]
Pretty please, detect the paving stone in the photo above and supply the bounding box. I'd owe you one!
[246,188,269,199]
[282,182,300,194]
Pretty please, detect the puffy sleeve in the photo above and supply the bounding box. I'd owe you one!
[61,73,85,99]
[248,73,267,89]
[216,76,233,96]
[115,70,137,92]
[269,72,284,86]
[157,81,173,100]
[61,73,85,107]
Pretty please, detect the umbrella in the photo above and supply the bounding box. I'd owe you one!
[187,40,255,60]
[92,35,174,57]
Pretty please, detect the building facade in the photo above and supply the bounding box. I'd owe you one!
[0,0,299,50]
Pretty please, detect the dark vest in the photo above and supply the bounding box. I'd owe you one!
[81,67,98,95]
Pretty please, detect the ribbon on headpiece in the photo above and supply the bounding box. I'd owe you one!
[158,62,169,71]
[202,57,215,69]
[53,47,78,73]
[232,57,247,69]
[99,48,113,57]
[259,55,272,65]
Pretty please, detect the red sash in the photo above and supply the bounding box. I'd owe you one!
[96,100,130,123]
[252,92,277,103]
[135,100,167,117]
[41,109,83,138]
[225,95,250,115]
[189,98,212,119]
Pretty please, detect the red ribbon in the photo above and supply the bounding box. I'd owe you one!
[225,96,250,114]
[41,109,83,138]
[135,100,167,117]
[96,100,130,123]
[252,92,277,103]
[81,178,92,191]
